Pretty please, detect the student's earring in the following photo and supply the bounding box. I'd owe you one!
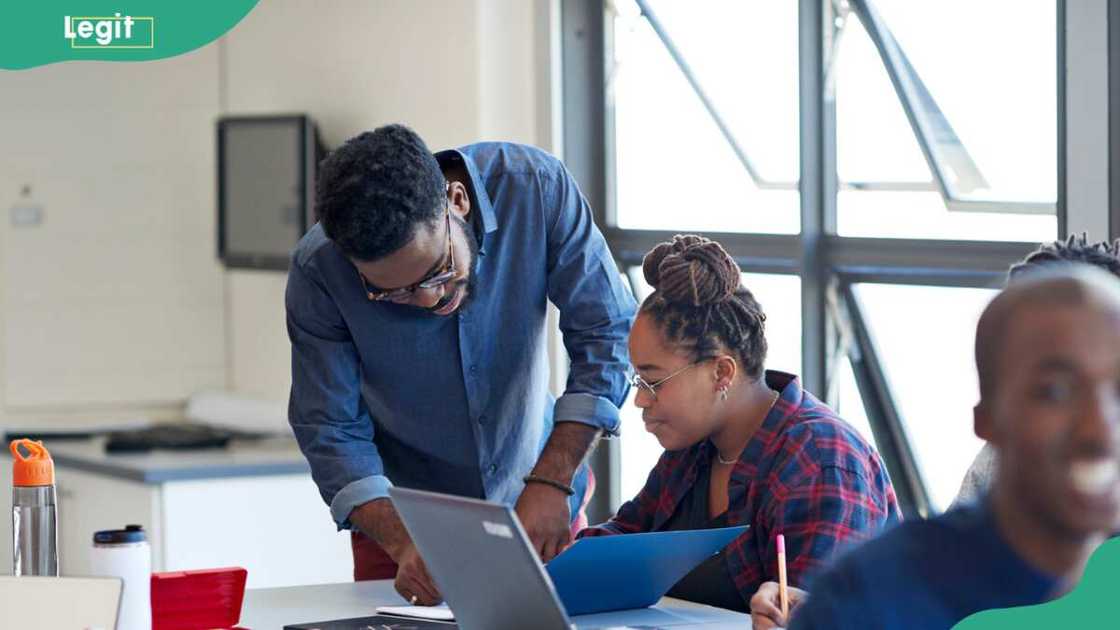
[718,386,728,402]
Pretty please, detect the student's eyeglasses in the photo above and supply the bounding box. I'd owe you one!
[360,200,457,303]
[629,360,708,401]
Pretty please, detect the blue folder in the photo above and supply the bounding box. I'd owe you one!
[545,525,748,616]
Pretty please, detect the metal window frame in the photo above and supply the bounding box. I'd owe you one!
[563,0,1081,523]
[1065,0,1108,239]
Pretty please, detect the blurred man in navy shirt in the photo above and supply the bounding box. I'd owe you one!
[753,265,1120,630]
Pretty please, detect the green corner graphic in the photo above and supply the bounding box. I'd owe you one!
[2,2,259,70]
[954,537,1120,629]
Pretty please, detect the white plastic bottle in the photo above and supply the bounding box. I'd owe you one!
[90,525,152,630]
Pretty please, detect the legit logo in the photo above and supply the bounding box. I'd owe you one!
[64,13,154,49]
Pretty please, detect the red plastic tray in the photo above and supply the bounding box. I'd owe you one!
[151,566,248,630]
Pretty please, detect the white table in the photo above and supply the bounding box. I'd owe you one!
[240,580,753,629]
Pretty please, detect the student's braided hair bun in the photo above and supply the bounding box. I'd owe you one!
[639,235,768,381]
[642,235,741,307]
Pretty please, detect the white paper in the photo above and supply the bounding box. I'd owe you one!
[375,604,456,621]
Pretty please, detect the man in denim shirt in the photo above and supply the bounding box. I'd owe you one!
[286,125,635,605]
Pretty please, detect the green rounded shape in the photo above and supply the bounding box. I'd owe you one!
[2,1,260,70]
[954,537,1120,629]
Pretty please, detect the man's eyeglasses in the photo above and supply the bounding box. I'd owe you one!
[629,359,709,401]
[361,199,457,303]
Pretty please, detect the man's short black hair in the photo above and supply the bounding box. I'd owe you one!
[976,234,1120,400]
[316,124,445,261]
[1008,233,1120,280]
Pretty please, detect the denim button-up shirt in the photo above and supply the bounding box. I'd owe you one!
[286,142,636,529]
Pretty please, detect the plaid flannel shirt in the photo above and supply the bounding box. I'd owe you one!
[579,371,901,605]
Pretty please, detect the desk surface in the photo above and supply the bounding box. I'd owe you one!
[241,580,752,630]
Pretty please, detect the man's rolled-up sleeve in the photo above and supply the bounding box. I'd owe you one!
[286,261,390,530]
[544,165,637,436]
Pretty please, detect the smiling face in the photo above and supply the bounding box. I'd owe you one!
[628,312,727,451]
[978,296,1120,540]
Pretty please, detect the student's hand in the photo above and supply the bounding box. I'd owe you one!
[515,481,572,562]
[393,542,443,606]
[750,580,808,630]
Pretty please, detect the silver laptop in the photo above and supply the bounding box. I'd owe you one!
[0,575,121,630]
[390,487,578,630]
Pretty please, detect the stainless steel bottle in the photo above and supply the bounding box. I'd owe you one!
[10,439,59,576]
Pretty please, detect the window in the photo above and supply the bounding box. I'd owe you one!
[569,0,1071,520]
[852,283,995,511]
[836,0,1057,241]
[832,354,877,451]
[610,0,799,233]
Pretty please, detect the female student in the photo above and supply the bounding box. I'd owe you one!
[580,235,900,611]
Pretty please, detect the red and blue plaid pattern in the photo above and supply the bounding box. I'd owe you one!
[579,371,901,605]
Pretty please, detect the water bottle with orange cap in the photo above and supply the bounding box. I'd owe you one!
[10,438,59,576]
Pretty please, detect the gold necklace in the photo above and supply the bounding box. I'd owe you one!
[716,390,780,465]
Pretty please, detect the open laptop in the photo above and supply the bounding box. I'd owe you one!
[387,487,746,630]
[390,487,576,630]
[0,575,121,630]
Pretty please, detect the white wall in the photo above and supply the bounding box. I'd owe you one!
[0,49,228,423]
[0,0,557,423]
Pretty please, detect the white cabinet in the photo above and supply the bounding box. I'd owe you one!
[157,474,353,588]
[4,463,353,588]
[55,471,163,577]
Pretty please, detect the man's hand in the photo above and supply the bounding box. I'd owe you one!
[515,480,573,562]
[750,580,808,630]
[518,421,601,562]
[350,498,442,605]
[392,543,441,606]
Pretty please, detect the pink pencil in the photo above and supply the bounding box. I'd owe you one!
[777,534,789,619]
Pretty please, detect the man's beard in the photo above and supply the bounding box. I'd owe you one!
[427,215,480,313]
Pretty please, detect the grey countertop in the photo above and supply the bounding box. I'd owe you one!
[12,435,310,484]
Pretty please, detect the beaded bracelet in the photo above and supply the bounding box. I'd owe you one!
[523,474,575,496]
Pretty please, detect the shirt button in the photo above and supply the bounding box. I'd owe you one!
[470,365,478,375]
[478,414,487,425]
[488,464,498,475]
